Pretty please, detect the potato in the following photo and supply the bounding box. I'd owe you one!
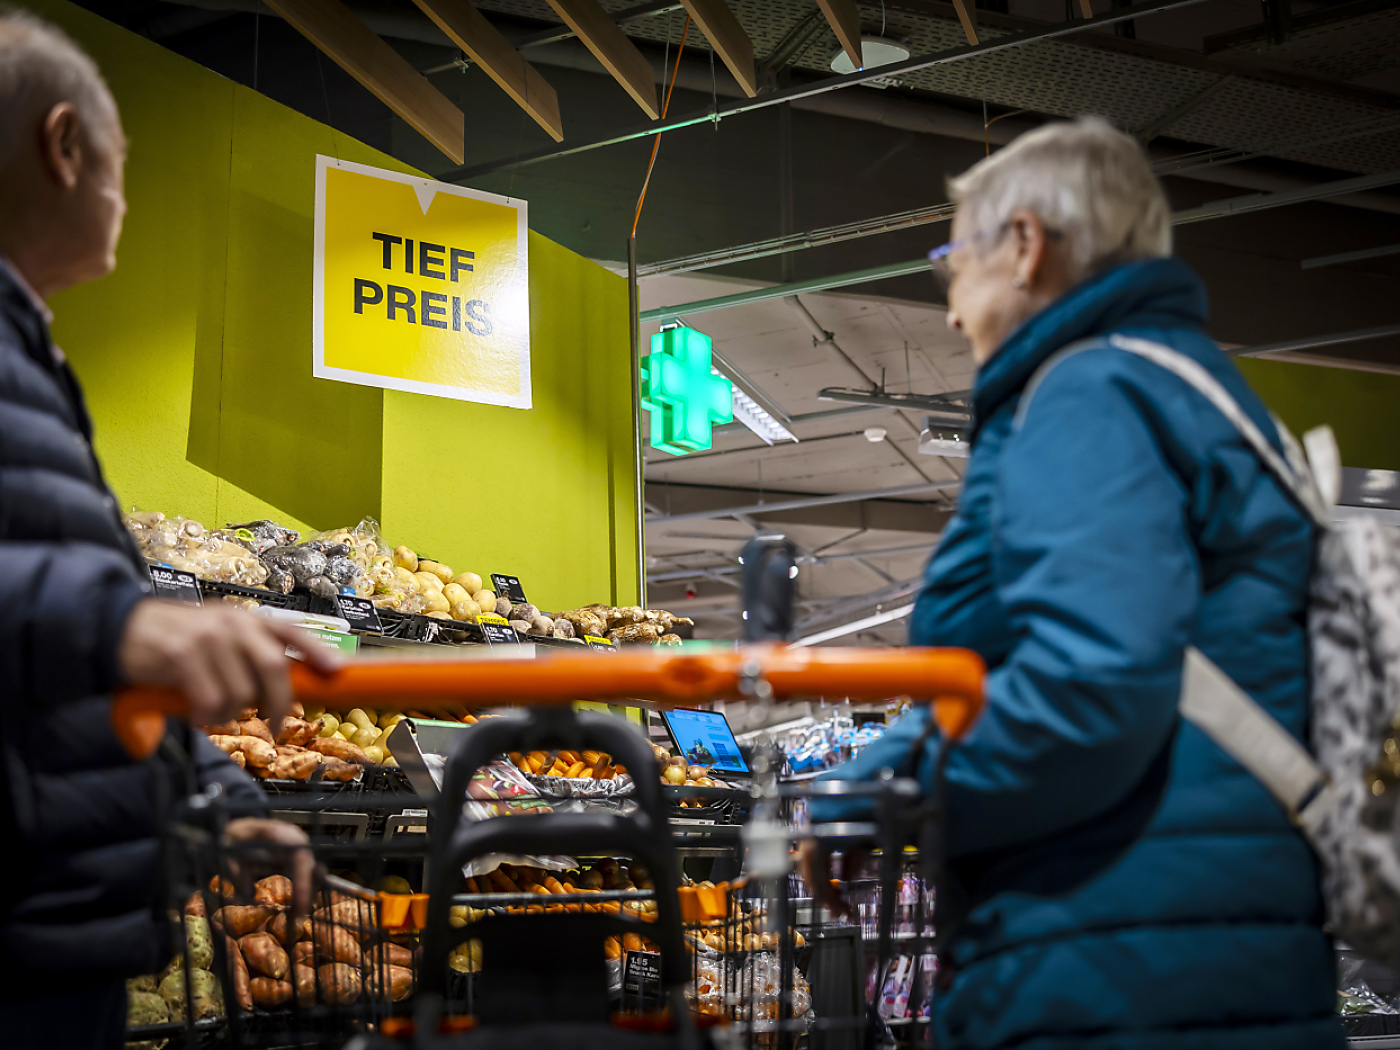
[240,931,290,979]
[442,583,469,605]
[378,875,414,895]
[391,546,418,572]
[418,559,453,583]
[310,736,369,764]
[450,598,480,622]
[380,714,405,731]
[350,726,380,749]
[392,565,420,592]
[344,708,374,733]
[254,875,293,908]
[317,713,341,737]
[303,704,325,721]
[311,922,361,964]
[413,571,444,593]
[454,572,483,594]
[336,722,357,740]
[250,977,292,1008]
[318,962,362,1006]
[363,745,387,765]
[471,589,496,609]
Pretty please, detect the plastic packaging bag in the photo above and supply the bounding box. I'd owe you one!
[125,510,270,588]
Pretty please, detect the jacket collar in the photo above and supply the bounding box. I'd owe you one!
[0,257,57,369]
[970,257,1209,439]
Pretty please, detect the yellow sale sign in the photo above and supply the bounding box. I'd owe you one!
[313,157,530,408]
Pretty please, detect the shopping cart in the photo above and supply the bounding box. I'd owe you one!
[116,643,983,1050]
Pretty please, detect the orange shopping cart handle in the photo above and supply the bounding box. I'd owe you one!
[111,644,984,759]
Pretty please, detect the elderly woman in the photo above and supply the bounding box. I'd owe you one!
[807,118,1339,1048]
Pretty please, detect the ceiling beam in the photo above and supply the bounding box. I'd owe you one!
[409,0,564,142]
[816,0,866,68]
[678,0,759,97]
[646,482,955,533]
[949,0,980,44]
[646,480,960,523]
[444,0,1216,180]
[543,0,660,117]
[260,0,465,162]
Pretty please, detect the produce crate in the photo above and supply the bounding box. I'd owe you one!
[198,579,311,611]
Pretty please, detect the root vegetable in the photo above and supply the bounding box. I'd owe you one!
[317,963,362,1006]
[184,915,214,969]
[422,590,451,614]
[250,977,292,1008]
[442,583,469,605]
[311,922,361,964]
[239,932,290,979]
[454,572,483,594]
[318,756,360,781]
[254,876,293,908]
[317,714,341,737]
[185,892,206,918]
[267,912,310,945]
[471,589,495,609]
[266,751,321,781]
[237,719,274,744]
[215,905,276,938]
[418,559,453,583]
[276,718,322,746]
[365,961,414,1001]
[209,735,275,768]
[223,935,252,1010]
[315,898,376,930]
[294,964,317,1007]
[392,546,418,572]
[364,942,414,969]
[308,737,369,764]
[413,571,444,593]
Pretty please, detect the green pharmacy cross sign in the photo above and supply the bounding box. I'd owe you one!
[640,327,733,455]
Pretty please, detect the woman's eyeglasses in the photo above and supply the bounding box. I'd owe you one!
[927,222,1062,293]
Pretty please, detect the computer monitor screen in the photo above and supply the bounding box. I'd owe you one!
[661,708,750,775]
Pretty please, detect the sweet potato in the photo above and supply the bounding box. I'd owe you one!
[314,898,375,931]
[206,720,240,736]
[208,875,237,900]
[184,892,206,918]
[240,931,290,979]
[238,719,275,744]
[311,922,360,964]
[317,756,360,782]
[308,736,369,764]
[294,941,316,968]
[216,905,276,937]
[266,751,321,781]
[277,717,323,747]
[364,942,414,970]
[225,934,253,1011]
[211,735,275,768]
[317,962,362,1006]
[267,911,310,945]
[254,875,293,908]
[250,977,292,1008]
[229,751,246,769]
[293,963,317,1008]
[365,961,414,1002]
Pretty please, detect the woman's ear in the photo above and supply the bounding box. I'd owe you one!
[1007,208,1050,290]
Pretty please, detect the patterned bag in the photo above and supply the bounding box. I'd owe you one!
[1031,334,1400,963]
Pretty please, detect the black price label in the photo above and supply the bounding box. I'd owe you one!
[477,613,521,645]
[335,594,383,633]
[148,565,203,606]
[623,950,662,1000]
[491,574,528,604]
[584,635,617,652]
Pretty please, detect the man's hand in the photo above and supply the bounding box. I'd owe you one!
[118,599,340,734]
[223,817,317,923]
[798,839,864,920]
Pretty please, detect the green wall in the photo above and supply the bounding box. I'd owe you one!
[33,0,638,610]
[1238,359,1400,473]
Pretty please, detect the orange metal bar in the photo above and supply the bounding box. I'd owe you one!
[111,645,983,759]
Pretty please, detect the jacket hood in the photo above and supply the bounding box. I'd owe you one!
[970,257,1208,439]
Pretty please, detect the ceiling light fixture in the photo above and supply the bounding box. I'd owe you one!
[723,372,798,445]
[919,415,970,458]
[864,427,887,443]
[829,36,912,89]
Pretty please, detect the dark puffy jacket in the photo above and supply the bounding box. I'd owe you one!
[812,259,1342,1048]
[0,261,262,994]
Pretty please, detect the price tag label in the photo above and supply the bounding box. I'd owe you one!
[477,613,521,645]
[583,635,617,652]
[335,594,383,632]
[148,565,203,606]
[490,574,528,604]
[623,950,663,1002]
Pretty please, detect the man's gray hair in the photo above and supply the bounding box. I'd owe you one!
[948,117,1171,281]
[0,8,119,169]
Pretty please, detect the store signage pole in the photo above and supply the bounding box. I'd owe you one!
[629,233,647,608]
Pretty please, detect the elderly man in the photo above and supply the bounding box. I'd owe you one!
[0,12,333,1047]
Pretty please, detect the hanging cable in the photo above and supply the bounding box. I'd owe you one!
[631,15,692,239]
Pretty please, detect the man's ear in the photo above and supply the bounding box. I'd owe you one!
[40,102,83,191]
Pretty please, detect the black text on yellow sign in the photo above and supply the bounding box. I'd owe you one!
[314,156,531,408]
[352,232,494,336]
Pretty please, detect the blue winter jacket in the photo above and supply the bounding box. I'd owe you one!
[811,258,1342,1048]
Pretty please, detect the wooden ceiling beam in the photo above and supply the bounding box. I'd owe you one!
[260,0,465,162]
[678,0,758,98]
[949,0,979,44]
[410,0,565,142]
[816,0,866,68]
[544,0,660,118]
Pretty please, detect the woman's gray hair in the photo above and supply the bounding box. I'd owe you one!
[948,117,1171,281]
[0,9,119,170]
